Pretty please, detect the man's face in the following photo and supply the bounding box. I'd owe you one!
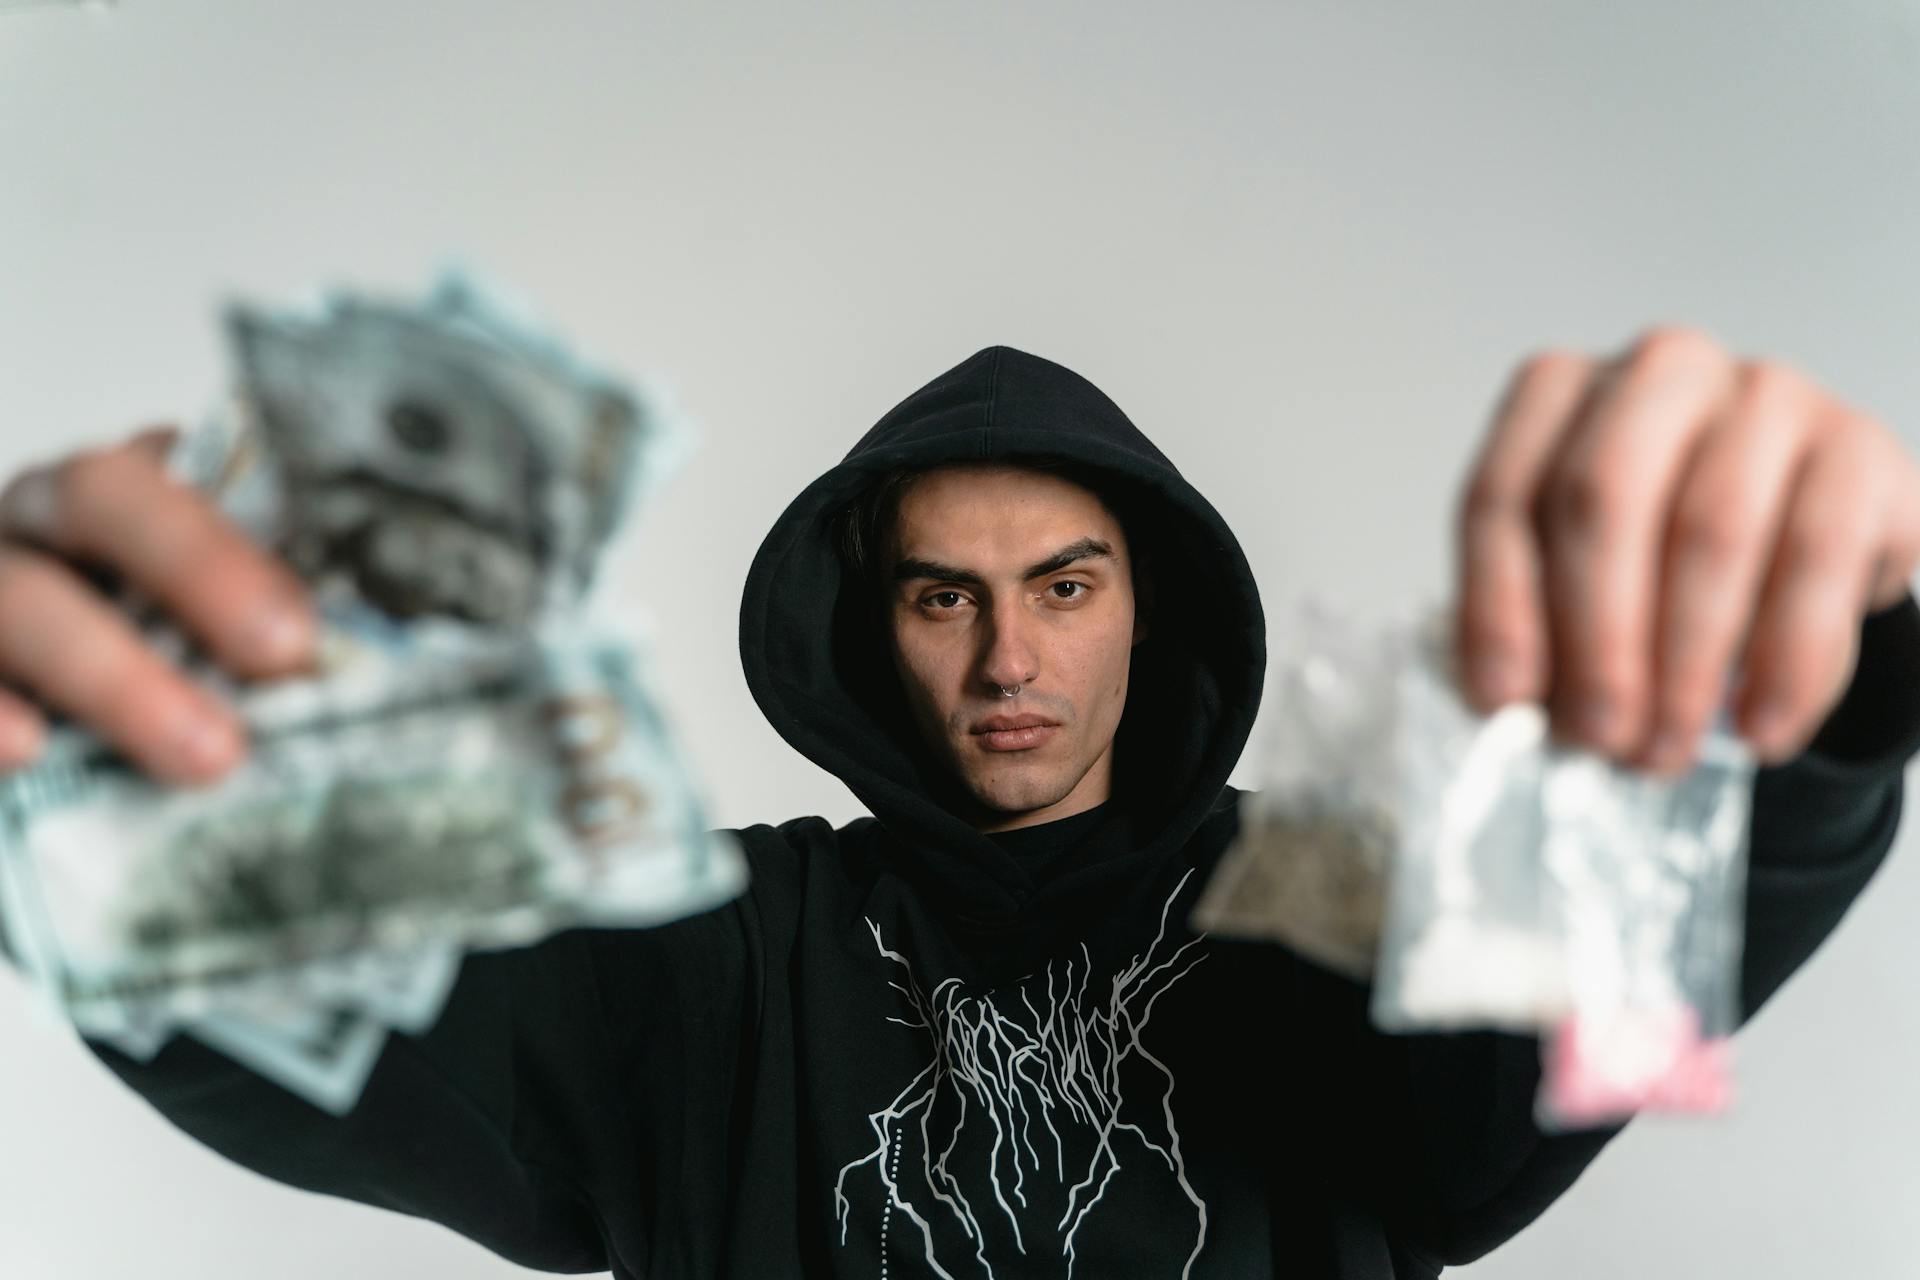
[884,463,1146,832]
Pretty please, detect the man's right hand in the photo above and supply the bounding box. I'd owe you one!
[0,427,317,786]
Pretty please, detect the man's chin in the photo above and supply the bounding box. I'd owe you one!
[958,770,1076,820]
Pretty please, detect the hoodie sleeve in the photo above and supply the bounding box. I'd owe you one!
[1341,592,1920,1269]
[77,926,616,1273]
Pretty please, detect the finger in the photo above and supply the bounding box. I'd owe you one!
[1864,427,1920,612]
[1628,363,1822,776]
[127,423,183,462]
[0,685,47,773]
[1534,328,1739,759]
[0,424,177,543]
[0,441,314,679]
[0,546,245,785]
[1735,420,1898,764]
[1454,350,1602,714]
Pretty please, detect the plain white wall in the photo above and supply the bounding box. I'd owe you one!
[4,0,1919,1275]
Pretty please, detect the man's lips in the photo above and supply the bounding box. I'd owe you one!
[971,713,1060,752]
[972,713,1057,733]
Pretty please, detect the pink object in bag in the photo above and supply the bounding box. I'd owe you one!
[1540,1002,1735,1127]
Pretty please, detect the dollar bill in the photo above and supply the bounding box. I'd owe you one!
[190,1006,390,1117]
[0,270,746,1112]
[76,942,462,1068]
[1,599,743,1035]
[180,939,467,1113]
[226,286,643,625]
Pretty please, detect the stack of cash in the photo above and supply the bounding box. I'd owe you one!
[0,271,747,1113]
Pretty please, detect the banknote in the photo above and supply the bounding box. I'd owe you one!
[75,942,462,1072]
[227,292,638,624]
[190,1006,390,1117]
[181,940,466,1114]
[0,270,746,1109]
[0,604,744,1035]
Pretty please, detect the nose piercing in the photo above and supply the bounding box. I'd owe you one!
[998,684,1021,698]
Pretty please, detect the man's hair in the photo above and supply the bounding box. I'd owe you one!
[831,457,1153,606]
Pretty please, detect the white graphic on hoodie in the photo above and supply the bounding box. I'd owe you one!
[833,868,1210,1280]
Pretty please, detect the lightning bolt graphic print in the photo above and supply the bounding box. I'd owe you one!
[833,868,1212,1280]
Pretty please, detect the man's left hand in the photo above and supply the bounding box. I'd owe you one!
[1453,325,1920,777]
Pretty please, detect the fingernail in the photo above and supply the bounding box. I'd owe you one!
[1471,653,1515,705]
[173,711,240,778]
[1646,726,1689,772]
[1579,696,1619,744]
[0,467,63,544]
[1745,699,1792,756]
[247,603,315,668]
[130,425,182,458]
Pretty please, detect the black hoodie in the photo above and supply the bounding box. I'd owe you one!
[82,346,1920,1278]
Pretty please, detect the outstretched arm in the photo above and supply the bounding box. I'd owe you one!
[0,429,740,1271]
[83,929,614,1272]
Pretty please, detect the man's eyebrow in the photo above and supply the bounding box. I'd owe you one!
[891,537,1116,586]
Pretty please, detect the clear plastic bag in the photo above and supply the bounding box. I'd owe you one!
[1192,592,1759,1131]
[1190,595,1403,981]
[1383,599,1757,1130]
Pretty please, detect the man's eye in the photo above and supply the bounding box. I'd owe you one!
[1050,581,1088,601]
[925,590,966,609]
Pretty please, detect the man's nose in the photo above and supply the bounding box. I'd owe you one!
[978,598,1040,692]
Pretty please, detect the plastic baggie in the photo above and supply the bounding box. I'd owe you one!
[1193,591,1759,1132]
[1189,594,1404,982]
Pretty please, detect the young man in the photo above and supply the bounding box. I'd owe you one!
[3,341,1918,1278]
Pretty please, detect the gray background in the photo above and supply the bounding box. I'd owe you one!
[3,1,1917,1275]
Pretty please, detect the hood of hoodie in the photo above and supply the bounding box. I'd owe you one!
[738,345,1265,926]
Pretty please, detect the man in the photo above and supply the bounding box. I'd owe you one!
[2,335,1917,1278]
